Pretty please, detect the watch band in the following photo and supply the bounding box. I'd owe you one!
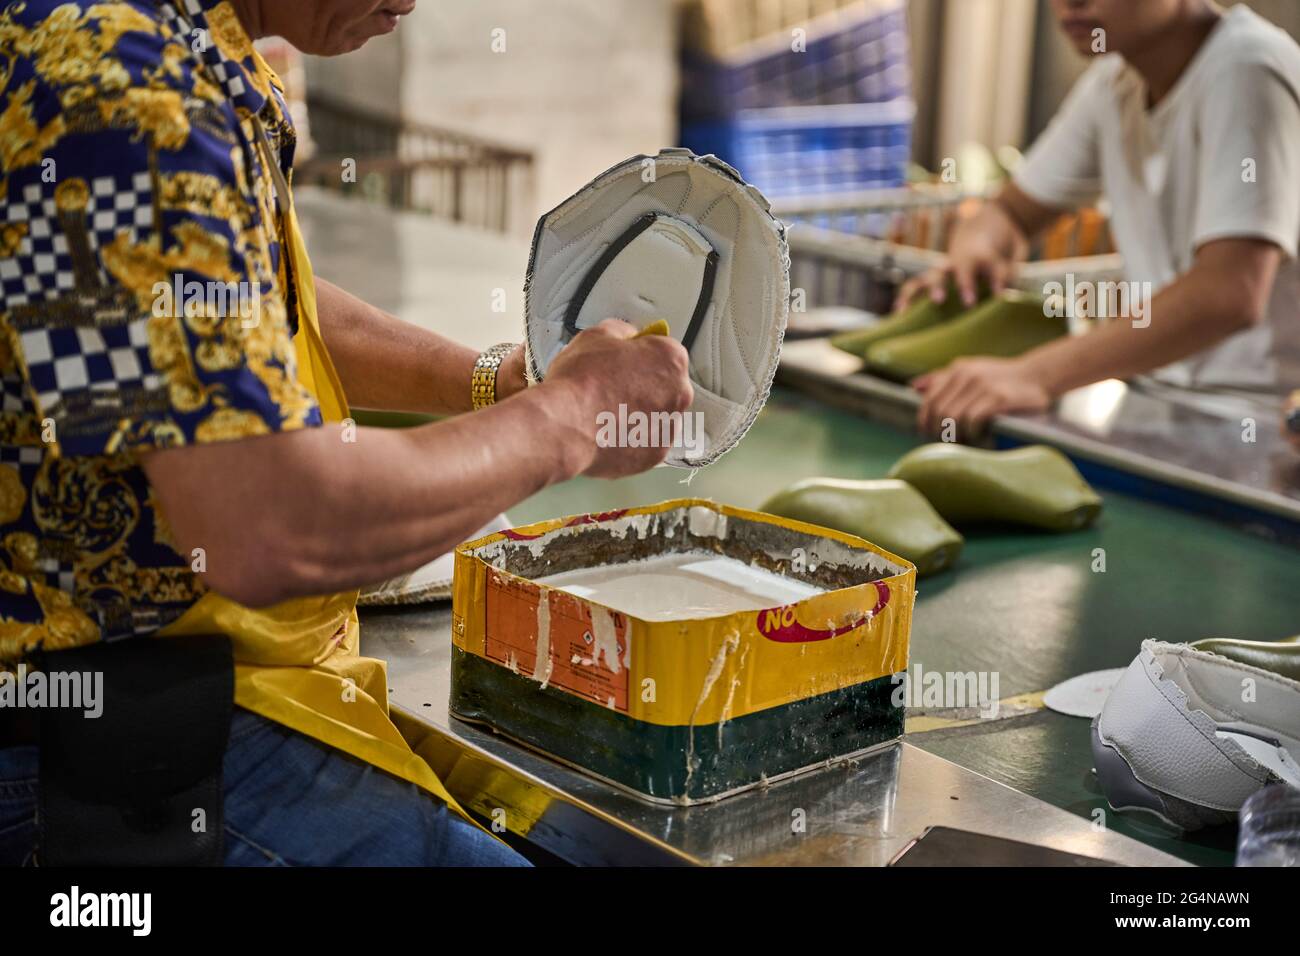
[471,342,517,410]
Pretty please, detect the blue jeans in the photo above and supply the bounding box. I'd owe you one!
[0,708,528,866]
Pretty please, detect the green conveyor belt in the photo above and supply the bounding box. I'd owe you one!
[512,388,1300,866]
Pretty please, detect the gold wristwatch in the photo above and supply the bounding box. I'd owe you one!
[471,342,518,410]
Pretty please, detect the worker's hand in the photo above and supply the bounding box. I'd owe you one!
[541,318,695,478]
[893,192,1039,313]
[894,234,1015,313]
[914,356,1052,440]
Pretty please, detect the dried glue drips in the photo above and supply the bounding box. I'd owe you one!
[684,631,740,796]
[717,643,749,749]
[590,605,621,675]
[532,588,553,688]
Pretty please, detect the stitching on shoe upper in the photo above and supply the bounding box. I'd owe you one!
[1134,648,1267,808]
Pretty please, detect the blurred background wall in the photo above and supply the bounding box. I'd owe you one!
[296,0,1300,229]
[302,30,404,119]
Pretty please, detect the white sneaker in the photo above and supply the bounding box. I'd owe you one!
[1092,638,1300,830]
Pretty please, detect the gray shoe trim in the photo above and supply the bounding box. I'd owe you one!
[1090,718,1235,832]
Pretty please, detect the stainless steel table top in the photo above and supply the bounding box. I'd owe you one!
[777,339,1300,526]
[362,604,1186,867]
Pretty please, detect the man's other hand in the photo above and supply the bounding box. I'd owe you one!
[914,356,1052,440]
[539,319,695,478]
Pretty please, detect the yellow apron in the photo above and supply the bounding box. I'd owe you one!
[159,185,473,826]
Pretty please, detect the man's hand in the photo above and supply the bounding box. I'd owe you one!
[541,319,694,478]
[894,231,1016,313]
[914,357,1052,439]
[893,183,1056,312]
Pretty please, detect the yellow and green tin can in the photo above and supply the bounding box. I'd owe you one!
[450,498,915,804]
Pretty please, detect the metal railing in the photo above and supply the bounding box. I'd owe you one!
[773,185,1123,314]
[774,184,1115,257]
[295,92,535,234]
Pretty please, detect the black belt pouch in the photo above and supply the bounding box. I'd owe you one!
[35,633,233,866]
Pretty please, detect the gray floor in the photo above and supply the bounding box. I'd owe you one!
[298,187,529,350]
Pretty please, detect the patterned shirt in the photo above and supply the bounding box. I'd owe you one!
[0,0,321,658]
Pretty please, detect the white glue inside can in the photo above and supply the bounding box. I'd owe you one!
[535,552,823,622]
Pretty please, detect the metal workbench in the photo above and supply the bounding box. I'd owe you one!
[302,189,1293,867]
[356,346,1299,868]
[362,603,1185,867]
[776,338,1300,540]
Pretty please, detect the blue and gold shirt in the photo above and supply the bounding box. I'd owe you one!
[0,0,322,656]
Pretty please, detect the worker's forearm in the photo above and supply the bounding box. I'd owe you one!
[1017,270,1255,396]
[149,383,594,607]
[284,387,588,596]
[314,277,480,415]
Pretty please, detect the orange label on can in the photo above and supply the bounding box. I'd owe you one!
[485,572,630,713]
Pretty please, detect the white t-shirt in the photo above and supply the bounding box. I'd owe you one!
[1015,5,1300,394]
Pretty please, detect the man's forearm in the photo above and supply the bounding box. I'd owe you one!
[144,383,593,607]
[1018,255,1267,396]
[314,276,480,415]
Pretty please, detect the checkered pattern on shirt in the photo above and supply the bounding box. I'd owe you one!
[0,173,153,312]
[1,171,157,417]
[160,0,249,103]
[16,318,160,419]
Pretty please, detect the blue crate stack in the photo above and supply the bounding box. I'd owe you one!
[680,1,914,200]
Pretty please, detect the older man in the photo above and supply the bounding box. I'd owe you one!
[0,0,692,865]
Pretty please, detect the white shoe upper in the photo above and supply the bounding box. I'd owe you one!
[523,149,789,468]
[1097,640,1300,814]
